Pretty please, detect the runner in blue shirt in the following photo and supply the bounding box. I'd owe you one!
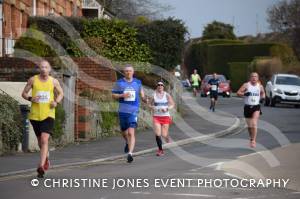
[112,65,147,163]
[208,73,220,112]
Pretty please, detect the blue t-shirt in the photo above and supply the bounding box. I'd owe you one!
[208,78,220,92]
[112,78,142,115]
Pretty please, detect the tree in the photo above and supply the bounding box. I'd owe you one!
[103,0,172,21]
[202,21,236,40]
[134,18,188,70]
[267,0,300,59]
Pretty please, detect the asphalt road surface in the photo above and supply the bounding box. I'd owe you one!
[0,96,299,199]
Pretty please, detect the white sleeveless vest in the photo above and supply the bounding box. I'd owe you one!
[153,91,170,117]
[244,82,261,106]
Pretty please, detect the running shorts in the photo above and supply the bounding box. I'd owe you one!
[244,105,262,118]
[210,91,218,100]
[119,113,138,131]
[153,116,172,125]
[30,117,54,137]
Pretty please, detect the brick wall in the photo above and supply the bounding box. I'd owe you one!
[72,57,117,140]
[2,0,82,43]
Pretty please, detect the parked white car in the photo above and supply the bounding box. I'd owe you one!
[265,74,300,107]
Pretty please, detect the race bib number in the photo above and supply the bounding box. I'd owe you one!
[211,85,217,91]
[249,96,258,104]
[124,88,136,102]
[36,91,50,103]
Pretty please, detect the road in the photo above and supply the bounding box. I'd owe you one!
[0,96,299,199]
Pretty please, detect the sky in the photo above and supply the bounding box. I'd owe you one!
[158,0,282,38]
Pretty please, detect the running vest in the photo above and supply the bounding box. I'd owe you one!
[153,91,170,117]
[191,74,200,86]
[244,82,261,106]
[29,75,55,121]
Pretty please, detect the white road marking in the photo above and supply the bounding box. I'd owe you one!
[183,172,212,176]
[163,193,216,198]
[224,172,243,180]
[131,191,151,195]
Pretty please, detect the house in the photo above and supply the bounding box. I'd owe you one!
[0,0,83,57]
[82,0,114,19]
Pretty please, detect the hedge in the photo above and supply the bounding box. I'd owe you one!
[206,43,292,78]
[184,39,244,76]
[228,62,251,92]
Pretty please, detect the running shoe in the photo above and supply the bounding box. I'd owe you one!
[156,149,164,156]
[165,136,170,143]
[44,157,50,170]
[127,154,133,163]
[124,143,129,153]
[250,140,256,148]
[37,167,45,178]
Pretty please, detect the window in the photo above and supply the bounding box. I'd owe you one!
[275,76,300,86]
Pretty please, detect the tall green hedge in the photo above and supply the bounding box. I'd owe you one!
[228,62,251,91]
[206,43,286,77]
[184,39,244,76]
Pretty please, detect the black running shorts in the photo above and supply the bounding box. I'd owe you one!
[210,91,218,100]
[244,105,262,118]
[30,117,54,137]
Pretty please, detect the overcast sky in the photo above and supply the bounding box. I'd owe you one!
[158,0,282,38]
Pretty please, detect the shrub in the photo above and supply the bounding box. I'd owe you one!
[17,17,152,63]
[133,18,188,70]
[0,94,23,152]
[52,104,66,140]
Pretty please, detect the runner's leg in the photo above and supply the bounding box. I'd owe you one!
[127,127,135,153]
[161,124,170,143]
[251,111,260,143]
[39,132,50,168]
[210,98,214,110]
[122,130,129,153]
[153,121,162,150]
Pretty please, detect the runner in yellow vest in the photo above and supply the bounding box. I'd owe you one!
[190,69,201,97]
[22,60,63,178]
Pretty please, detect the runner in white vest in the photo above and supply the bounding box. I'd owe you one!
[149,81,175,156]
[237,72,265,148]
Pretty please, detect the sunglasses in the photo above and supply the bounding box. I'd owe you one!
[157,84,164,87]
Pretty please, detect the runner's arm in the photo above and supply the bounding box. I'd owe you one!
[21,77,34,101]
[140,87,148,103]
[237,83,247,97]
[167,94,175,110]
[53,79,64,104]
[112,83,126,99]
[112,93,127,99]
[198,75,201,82]
[260,85,266,99]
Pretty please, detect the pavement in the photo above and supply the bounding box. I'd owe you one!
[0,91,241,177]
